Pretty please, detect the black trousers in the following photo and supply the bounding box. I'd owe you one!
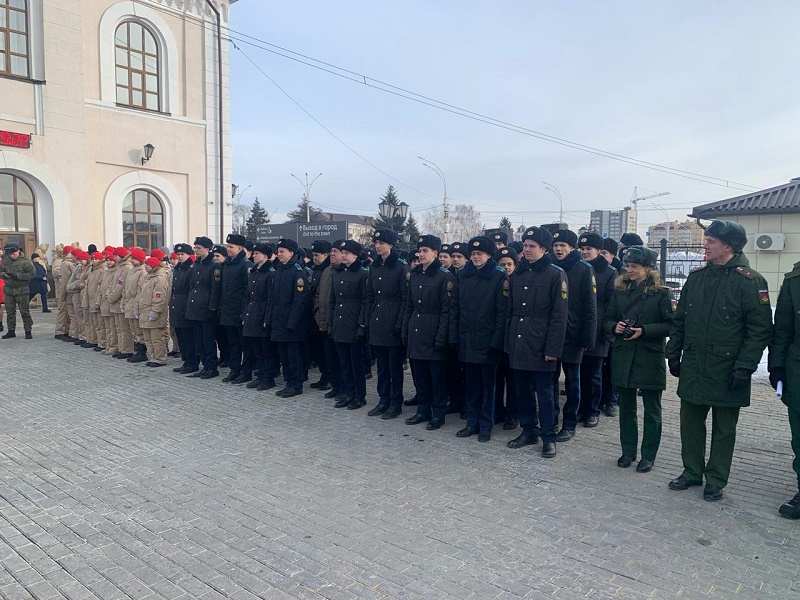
[248,336,275,383]
[494,352,516,422]
[446,348,465,409]
[176,326,198,369]
[225,325,252,376]
[554,360,581,431]
[412,359,447,421]
[310,333,330,383]
[337,342,367,401]
[466,363,496,433]
[515,369,557,443]
[362,343,372,375]
[278,341,304,390]
[601,350,618,409]
[216,325,229,364]
[373,345,404,409]
[579,355,604,420]
[323,335,342,392]
[191,320,218,370]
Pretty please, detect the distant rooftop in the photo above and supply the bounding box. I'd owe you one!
[322,212,375,226]
[691,178,800,219]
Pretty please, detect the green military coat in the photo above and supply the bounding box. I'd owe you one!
[604,277,674,390]
[0,254,35,294]
[666,253,773,408]
[769,262,800,409]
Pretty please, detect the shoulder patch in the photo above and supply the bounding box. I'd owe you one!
[735,266,755,280]
[561,280,568,300]
[502,279,509,297]
[405,271,411,281]
[213,268,221,281]
[758,289,770,305]
[689,264,707,274]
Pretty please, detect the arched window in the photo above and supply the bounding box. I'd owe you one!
[0,0,29,78]
[122,189,163,250]
[114,20,159,111]
[0,173,35,233]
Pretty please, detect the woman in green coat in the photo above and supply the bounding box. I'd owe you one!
[604,246,674,473]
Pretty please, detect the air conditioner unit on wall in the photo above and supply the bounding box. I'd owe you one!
[755,233,785,251]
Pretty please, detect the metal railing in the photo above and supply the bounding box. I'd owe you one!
[656,239,706,301]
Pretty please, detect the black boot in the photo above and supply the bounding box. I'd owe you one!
[2,330,16,339]
[127,343,147,363]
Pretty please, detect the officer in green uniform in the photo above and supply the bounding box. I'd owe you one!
[604,246,674,473]
[0,242,36,339]
[666,220,773,501]
[768,262,800,519]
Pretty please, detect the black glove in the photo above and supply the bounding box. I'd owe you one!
[357,326,368,342]
[769,368,786,391]
[435,341,446,352]
[668,357,681,378]
[327,325,334,338]
[5,272,17,279]
[728,368,752,391]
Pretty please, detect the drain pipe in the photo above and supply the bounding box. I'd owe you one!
[205,0,225,243]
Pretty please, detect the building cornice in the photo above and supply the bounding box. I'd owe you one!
[144,0,231,23]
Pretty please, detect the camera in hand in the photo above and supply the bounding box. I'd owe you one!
[622,318,638,339]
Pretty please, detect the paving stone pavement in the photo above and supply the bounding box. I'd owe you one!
[1,310,799,599]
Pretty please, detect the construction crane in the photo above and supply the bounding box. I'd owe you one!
[630,186,670,208]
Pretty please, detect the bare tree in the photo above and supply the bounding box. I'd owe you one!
[232,203,252,236]
[421,204,484,242]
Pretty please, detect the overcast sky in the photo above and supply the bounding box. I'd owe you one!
[228,1,800,233]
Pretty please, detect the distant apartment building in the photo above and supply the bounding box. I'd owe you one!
[589,208,637,241]
[646,220,704,247]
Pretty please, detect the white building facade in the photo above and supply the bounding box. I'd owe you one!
[0,0,236,256]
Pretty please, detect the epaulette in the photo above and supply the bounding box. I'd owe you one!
[439,267,449,273]
[785,268,800,280]
[398,258,408,265]
[360,267,369,272]
[495,266,505,272]
[689,265,707,274]
[550,264,565,272]
[734,266,755,280]
[294,263,303,271]
[580,259,593,267]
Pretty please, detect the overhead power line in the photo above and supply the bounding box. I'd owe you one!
[232,43,441,202]
[226,28,762,193]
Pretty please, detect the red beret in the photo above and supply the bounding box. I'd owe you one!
[114,247,129,258]
[104,245,114,252]
[170,252,178,260]
[75,250,90,261]
[130,248,146,262]
[91,252,103,260]
[145,257,161,268]
[63,245,74,254]
[150,249,165,260]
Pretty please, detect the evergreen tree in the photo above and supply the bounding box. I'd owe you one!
[405,213,421,245]
[498,216,512,230]
[287,194,325,223]
[373,185,407,234]
[245,197,270,241]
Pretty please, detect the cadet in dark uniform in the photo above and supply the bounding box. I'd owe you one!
[769,261,800,519]
[551,229,597,441]
[269,238,309,397]
[605,246,674,473]
[577,232,617,427]
[489,230,507,249]
[242,242,277,391]
[211,244,230,368]
[403,235,454,430]
[667,220,772,502]
[186,237,222,379]
[329,239,369,410]
[439,244,453,271]
[494,246,518,429]
[600,237,622,416]
[309,240,333,390]
[169,243,198,374]
[449,242,468,272]
[506,227,568,457]
[365,229,409,419]
[220,234,254,384]
[450,236,508,442]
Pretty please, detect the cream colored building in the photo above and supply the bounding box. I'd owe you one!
[646,219,704,248]
[0,0,236,256]
[691,178,800,299]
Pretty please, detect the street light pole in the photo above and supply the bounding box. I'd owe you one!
[231,184,251,233]
[291,172,323,223]
[543,181,563,225]
[419,156,448,241]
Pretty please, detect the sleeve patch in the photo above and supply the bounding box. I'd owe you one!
[155,291,161,298]
[561,280,568,300]
[671,298,678,311]
[759,290,770,305]
[502,279,509,297]
[116,279,124,285]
